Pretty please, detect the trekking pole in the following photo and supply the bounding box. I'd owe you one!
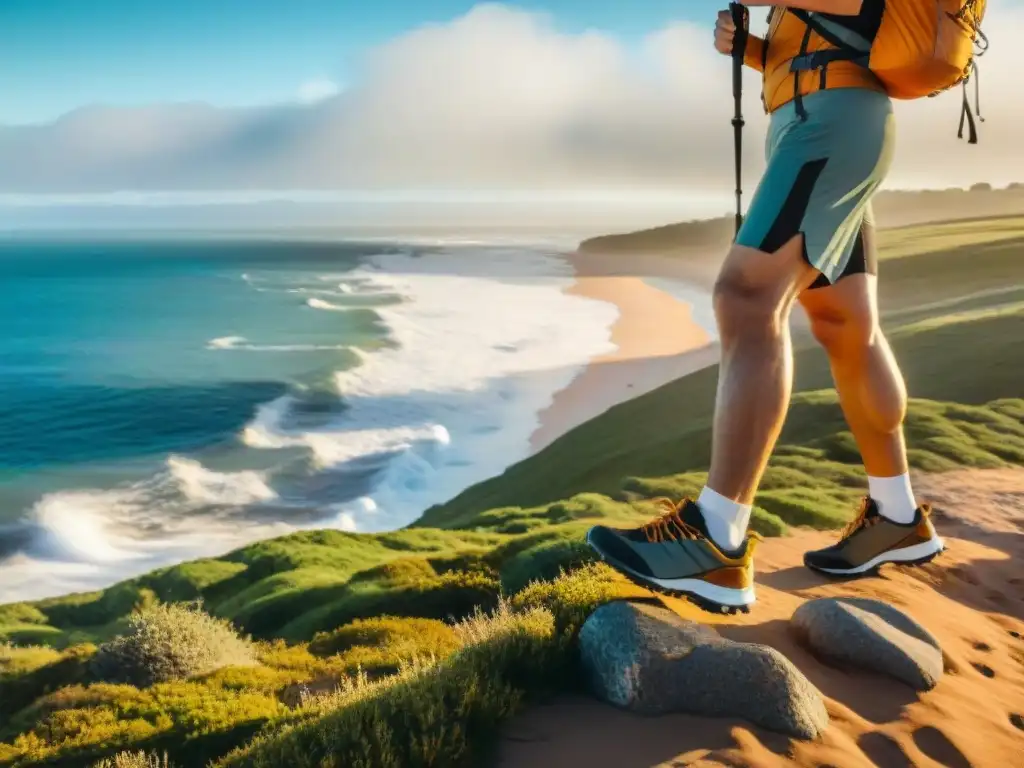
[729,3,749,236]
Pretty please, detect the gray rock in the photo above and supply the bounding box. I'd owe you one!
[578,601,829,740]
[791,597,943,691]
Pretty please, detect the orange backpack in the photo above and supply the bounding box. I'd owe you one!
[790,1,989,141]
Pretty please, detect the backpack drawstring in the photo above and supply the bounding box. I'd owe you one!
[957,24,988,144]
[958,61,981,144]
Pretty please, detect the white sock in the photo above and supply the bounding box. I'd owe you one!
[697,486,752,552]
[867,473,917,524]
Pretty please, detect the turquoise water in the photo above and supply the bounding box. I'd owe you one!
[0,238,397,553]
[0,236,623,602]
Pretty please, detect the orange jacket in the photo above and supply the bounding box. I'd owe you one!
[742,10,885,113]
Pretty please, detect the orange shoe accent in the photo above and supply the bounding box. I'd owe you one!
[703,564,755,590]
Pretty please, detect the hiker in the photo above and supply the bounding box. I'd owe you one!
[587,0,986,613]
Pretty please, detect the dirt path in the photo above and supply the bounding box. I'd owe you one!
[496,469,1024,768]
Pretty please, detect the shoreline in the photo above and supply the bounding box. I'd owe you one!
[529,252,720,454]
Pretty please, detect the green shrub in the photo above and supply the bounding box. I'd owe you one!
[755,489,853,529]
[755,465,817,490]
[40,583,158,629]
[769,454,866,488]
[4,680,284,767]
[252,640,326,672]
[499,537,596,594]
[990,398,1024,421]
[309,616,458,659]
[0,623,68,647]
[0,642,61,675]
[90,604,256,688]
[0,643,96,726]
[217,602,557,768]
[537,494,638,525]
[141,560,250,604]
[906,449,960,473]
[280,571,502,641]
[426,552,496,577]
[621,473,706,501]
[347,557,437,586]
[749,507,788,537]
[511,563,637,640]
[215,568,355,638]
[811,430,863,463]
[93,751,170,768]
[0,603,49,627]
[202,663,308,695]
[919,436,1006,468]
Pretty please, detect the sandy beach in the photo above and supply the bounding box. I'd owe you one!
[530,252,720,453]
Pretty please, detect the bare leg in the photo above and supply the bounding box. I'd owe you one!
[799,272,908,477]
[707,236,819,505]
[799,271,943,573]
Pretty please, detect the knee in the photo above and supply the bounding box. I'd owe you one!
[806,306,875,356]
[713,268,787,339]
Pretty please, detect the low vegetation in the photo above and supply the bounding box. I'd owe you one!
[89,603,257,688]
[92,753,169,768]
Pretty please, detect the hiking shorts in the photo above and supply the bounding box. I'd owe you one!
[736,87,895,286]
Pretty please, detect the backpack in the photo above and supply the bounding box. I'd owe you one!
[788,0,989,142]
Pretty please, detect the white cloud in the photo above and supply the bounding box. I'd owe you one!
[0,3,1020,194]
[296,78,342,105]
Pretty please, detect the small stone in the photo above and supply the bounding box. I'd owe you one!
[791,597,943,691]
[578,601,829,740]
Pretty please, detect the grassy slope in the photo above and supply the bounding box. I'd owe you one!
[0,217,1022,767]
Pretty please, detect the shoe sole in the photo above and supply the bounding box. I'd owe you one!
[806,536,945,578]
[586,531,755,615]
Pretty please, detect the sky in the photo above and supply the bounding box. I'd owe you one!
[1,0,723,125]
[0,1,1020,199]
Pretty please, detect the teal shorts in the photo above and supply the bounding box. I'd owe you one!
[736,87,895,287]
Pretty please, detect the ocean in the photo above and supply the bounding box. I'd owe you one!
[0,237,619,602]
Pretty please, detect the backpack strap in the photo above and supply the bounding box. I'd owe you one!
[759,8,775,114]
[788,10,868,58]
[787,9,872,119]
[792,21,815,121]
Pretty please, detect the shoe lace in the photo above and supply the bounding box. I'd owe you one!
[839,496,872,539]
[641,498,705,543]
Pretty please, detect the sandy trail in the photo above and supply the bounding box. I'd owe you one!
[497,468,1024,768]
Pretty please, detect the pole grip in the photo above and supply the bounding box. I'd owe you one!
[729,3,749,103]
[729,3,750,74]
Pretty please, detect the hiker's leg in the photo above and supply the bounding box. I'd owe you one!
[799,233,908,479]
[585,236,815,607]
[799,224,917,523]
[695,90,839,550]
[799,234,945,574]
[707,238,819,507]
[700,88,895,550]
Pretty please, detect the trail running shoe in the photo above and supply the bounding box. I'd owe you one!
[804,497,945,577]
[586,498,758,614]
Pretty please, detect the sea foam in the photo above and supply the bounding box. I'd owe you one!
[244,247,619,531]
